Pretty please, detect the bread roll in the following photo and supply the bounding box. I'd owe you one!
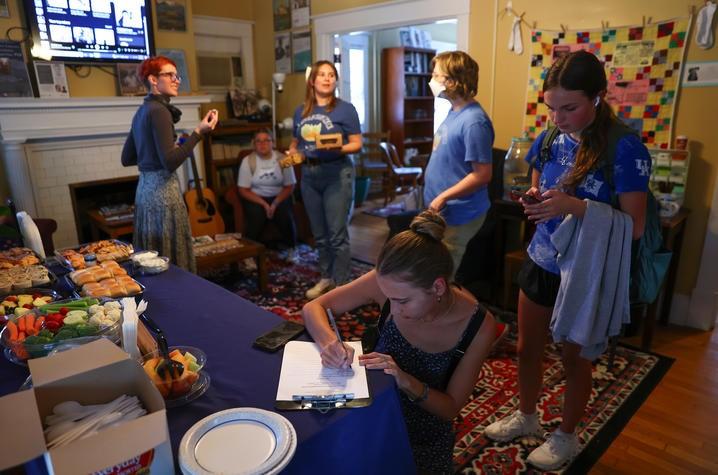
[73,271,97,286]
[91,268,112,281]
[124,281,142,295]
[107,284,126,298]
[85,287,111,298]
[82,282,102,291]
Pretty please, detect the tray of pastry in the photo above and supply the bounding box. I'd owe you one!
[0,247,42,269]
[0,264,56,292]
[65,260,144,298]
[55,239,134,270]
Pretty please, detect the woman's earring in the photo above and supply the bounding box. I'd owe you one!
[437,295,442,303]
[594,97,600,107]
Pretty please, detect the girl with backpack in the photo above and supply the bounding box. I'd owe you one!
[484,50,651,470]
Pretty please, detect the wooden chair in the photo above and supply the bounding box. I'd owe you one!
[358,132,391,191]
[378,142,423,206]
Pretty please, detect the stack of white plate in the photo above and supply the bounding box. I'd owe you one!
[179,408,297,475]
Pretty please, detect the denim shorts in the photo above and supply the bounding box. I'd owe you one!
[517,258,561,308]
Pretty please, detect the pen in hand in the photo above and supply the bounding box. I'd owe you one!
[326,308,349,367]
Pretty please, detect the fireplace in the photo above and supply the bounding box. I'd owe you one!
[69,176,139,244]
[0,96,211,249]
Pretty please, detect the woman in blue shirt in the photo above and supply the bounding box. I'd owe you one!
[485,51,650,470]
[289,60,362,299]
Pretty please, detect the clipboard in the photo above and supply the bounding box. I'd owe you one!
[274,341,372,412]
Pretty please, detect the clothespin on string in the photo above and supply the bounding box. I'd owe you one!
[601,20,609,32]
[560,24,568,34]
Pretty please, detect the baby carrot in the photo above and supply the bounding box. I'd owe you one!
[17,331,26,341]
[34,316,45,332]
[6,321,18,341]
[24,314,35,333]
[17,315,26,333]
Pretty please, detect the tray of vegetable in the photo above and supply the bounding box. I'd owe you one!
[0,297,124,365]
[1,288,66,326]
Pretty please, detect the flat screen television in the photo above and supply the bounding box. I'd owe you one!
[23,0,155,63]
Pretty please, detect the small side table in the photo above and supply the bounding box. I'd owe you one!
[195,238,268,293]
[87,209,134,240]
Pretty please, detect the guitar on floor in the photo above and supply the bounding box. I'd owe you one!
[181,134,225,236]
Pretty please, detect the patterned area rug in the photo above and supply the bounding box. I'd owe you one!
[209,246,673,474]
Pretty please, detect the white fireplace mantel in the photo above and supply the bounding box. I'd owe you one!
[0,95,211,229]
[0,96,212,143]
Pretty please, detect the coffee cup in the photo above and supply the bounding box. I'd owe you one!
[657,194,680,218]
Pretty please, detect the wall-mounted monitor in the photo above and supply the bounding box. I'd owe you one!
[23,0,155,63]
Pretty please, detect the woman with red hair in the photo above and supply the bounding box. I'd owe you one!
[121,56,218,271]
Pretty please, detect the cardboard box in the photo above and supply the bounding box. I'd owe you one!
[0,339,174,474]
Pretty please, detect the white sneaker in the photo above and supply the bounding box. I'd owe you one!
[305,278,335,300]
[242,258,257,271]
[527,429,579,471]
[484,410,541,442]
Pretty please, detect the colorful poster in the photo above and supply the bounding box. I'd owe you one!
[275,32,291,74]
[273,0,290,31]
[292,29,311,74]
[523,18,690,149]
[0,40,33,97]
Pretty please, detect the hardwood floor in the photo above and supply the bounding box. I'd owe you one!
[347,199,718,474]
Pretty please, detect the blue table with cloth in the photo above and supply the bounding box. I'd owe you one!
[0,264,416,474]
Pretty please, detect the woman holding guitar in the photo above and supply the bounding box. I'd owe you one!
[289,60,362,299]
[121,55,218,272]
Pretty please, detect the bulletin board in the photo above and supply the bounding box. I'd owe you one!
[523,17,691,149]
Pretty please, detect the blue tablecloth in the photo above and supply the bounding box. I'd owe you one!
[0,264,416,474]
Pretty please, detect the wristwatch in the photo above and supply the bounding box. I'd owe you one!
[407,382,430,403]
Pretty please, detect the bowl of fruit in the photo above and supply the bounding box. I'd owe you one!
[1,289,61,326]
[141,346,207,405]
[0,298,123,364]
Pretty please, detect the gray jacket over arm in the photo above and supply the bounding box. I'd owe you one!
[121,94,201,172]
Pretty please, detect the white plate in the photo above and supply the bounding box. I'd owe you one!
[179,407,297,475]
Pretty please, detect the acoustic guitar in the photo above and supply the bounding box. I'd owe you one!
[181,135,225,237]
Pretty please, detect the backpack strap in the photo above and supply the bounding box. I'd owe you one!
[596,121,639,208]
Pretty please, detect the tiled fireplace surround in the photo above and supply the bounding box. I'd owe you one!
[0,96,210,248]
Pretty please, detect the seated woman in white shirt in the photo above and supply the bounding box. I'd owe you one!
[237,129,299,262]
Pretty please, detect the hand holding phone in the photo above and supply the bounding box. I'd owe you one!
[520,192,542,205]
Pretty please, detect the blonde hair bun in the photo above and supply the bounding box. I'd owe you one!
[409,209,447,242]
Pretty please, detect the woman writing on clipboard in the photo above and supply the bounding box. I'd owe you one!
[121,56,218,272]
[289,60,362,299]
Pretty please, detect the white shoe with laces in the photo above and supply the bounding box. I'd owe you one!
[526,429,579,471]
[305,278,335,300]
[484,410,541,442]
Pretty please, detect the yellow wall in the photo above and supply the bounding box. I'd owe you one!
[310,0,716,295]
[193,2,253,20]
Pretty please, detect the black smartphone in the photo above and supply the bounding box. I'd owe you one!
[253,321,305,352]
[520,193,541,204]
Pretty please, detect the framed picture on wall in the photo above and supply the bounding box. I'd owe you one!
[156,48,191,93]
[116,63,147,96]
[0,0,10,18]
[156,0,186,32]
[0,40,33,97]
[291,0,310,28]
[273,0,290,31]
[33,61,69,98]
[275,32,291,74]
[292,29,311,74]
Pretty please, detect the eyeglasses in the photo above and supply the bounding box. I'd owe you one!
[157,72,182,82]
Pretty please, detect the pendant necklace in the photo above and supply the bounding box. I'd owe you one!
[421,288,456,323]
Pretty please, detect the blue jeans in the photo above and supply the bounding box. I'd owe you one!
[300,158,355,284]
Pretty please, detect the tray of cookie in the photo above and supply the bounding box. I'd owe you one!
[66,260,144,298]
[0,264,56,292]
[56,239,134,270]
[0,247,42,269]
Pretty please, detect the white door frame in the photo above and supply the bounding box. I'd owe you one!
[313,0,470,62]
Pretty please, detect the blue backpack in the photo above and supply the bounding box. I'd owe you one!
[537,123,672,304]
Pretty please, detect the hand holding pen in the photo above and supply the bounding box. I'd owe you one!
[322,308,355,369]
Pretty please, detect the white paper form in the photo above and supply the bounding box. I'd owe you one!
[276,341,370,401]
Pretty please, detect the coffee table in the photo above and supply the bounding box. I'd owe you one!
[195,238,268,292]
